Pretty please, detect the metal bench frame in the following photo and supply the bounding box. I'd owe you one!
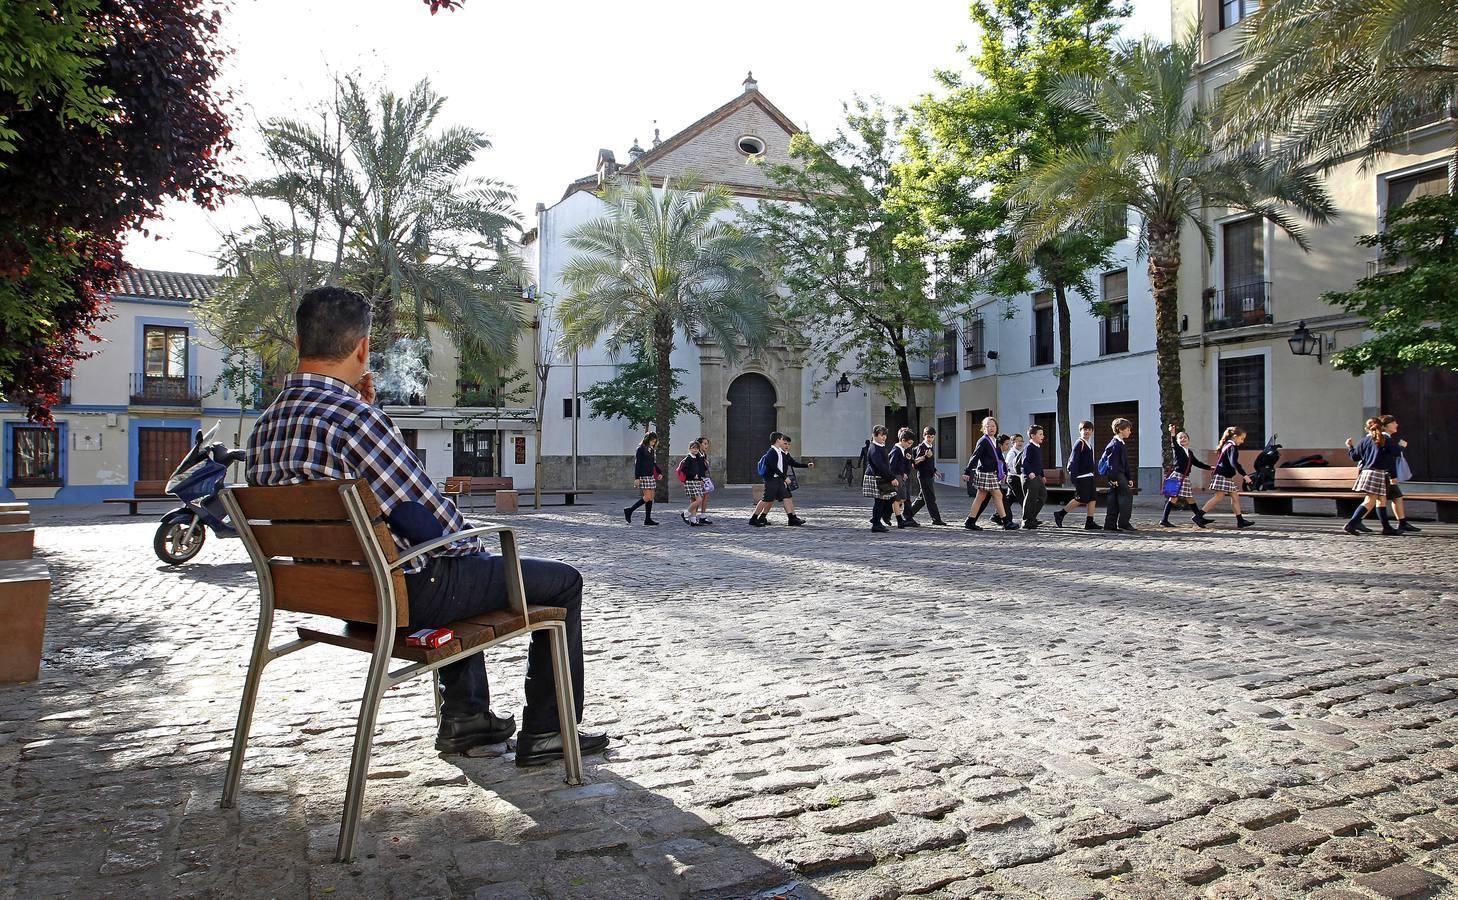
[217,481,582,862]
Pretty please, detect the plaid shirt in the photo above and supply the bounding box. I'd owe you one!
[245,373,484,572]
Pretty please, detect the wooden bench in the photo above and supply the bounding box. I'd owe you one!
[1197,447,1458,521]
[0,502,30,526]
[442,476,516,511]
[218,479,582,863]
[0,558,51,683]
[1040,467,1139,501]
[0,524,35,560]
[102,480,173,515]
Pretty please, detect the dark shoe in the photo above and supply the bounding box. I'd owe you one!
[787,515,806,527]
[436,711,516,754]
[1084,520,1102,531]
[1003,520,1020,530]
[1022,521,1038,530]
[931,519,949,526]
[750,515,767,528]
[681,512,690,526]
[1354,521,1374,534]
[1192,509,1210,526]
[623,506,634,524]
[1053,510,1066,528]
[1103,525,1119,532]
[904,517,921,527]
[699,517,714,525]
[1235,516,1255,529]
[1160,520,1174,528]
[1119,525,1138,532]
[964,518,982,531]
[871,521,889,533]
[1343,521,1363,535]
[643,518,659,526]
[1400,520,1421,533]
[1381,525,1404,536]
[514,729,610,767]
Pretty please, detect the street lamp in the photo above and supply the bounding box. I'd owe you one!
[1287,320,1323,364]
[835,373,851,395]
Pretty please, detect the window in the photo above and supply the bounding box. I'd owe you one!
[1218,355,1266,446]
[1387,167,1448,215]
[1216,218,1268,328]
[962,315,986,369]
[453,430,498,477]
[143,325,189,380]
[937,416,957,460]
[737,135,766,156]
[1032,412,1058,462]
[562,397,582,418]
[1100,270,1130,356]
[937,326,958,378]
[1220,0,1259,30]
[10,426,61,487]
[1031,291,1054,367]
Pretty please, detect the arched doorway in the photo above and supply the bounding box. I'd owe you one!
[726,373,777,483]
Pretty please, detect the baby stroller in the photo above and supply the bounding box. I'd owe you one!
[1248,434,1282,492]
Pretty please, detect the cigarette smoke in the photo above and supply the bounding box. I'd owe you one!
[371,336,432,405]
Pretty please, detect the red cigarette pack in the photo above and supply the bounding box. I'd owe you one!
[405,627,454,649]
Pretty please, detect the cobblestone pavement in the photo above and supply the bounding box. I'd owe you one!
[4,489,1458,899]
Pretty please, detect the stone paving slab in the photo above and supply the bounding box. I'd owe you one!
[3,491,1458,898]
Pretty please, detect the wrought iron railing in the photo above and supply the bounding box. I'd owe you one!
[130,373,201,406]
[1203,281,1272,332]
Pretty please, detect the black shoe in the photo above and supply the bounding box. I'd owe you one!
[623,506,634,524]
[964,518,982,531]
[1022,521,1038,530]
[1053,510,1066,528]
[1103,525,1119,532]
[750,515,767,528]
[681,512,690,526]
[787,515,806,527]
[1400,520,1421,533]
[514,729,610,767]
[1003,520,1020,530]
[1084,520,1102,531]
[904,517,921,527]
[1235,517,1255,529]
[1160,520,1174,528]
[643,518,659,526]
[871,521,890,533]
[699,517,714,525]
[1354,521,1374,534]
[1381,525,1404,536]
[1119,525,1138,532]
[931,519,949,526]
[436,711,516,754]
[1344,521,1363,535]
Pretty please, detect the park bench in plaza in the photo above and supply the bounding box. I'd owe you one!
[218,479,582,862]
[102,480,174,515]
[1040,467,1138,502]
[1199,447,1458,522]
[441,475,593,512]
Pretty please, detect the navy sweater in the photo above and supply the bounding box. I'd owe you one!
[1022,441,1045,478]
[1102,437,1132,481]
[1067,439,1095,479]
[866,442,893,478]
[1212,441,1247,478]
[1349,435,1398,472]
[1172,439,1212,476]
[634,444,657,478]
[965,435,1002,475]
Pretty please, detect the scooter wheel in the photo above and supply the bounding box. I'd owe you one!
[154,516,206,565]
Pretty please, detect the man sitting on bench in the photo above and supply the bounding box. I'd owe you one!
[246,286,608,765]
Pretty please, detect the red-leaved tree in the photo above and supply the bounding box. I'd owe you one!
[0,0,232,420]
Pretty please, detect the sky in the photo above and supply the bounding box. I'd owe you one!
[123,0,1173,274]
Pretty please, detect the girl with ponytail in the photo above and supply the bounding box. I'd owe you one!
[1345,417,1401,536]
[1195,426,1253,528]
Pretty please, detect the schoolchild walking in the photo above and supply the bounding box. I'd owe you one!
[962,416,1019,530]
[1344,417,1403,536]
[1195,426,1254,529]
[1380,415,1420,532]
[863,425,898,532]
[1101,418,1136,532]
[1004,434,1026,511]
[1021,426,1048,528]
[624,431,661,526]
[1053,421,1100,531]
[678,440,709,526]
[750,432,809,527]
[906,426,948,525]
[889,428,921,528]
[1160,424,1212,527]
[696,436,717,524]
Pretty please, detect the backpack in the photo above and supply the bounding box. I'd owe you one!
[757,452,769,478]
[676,457,687,483]
[1096,447,1114,477]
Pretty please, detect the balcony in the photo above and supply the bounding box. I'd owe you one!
[57,379,71,406]
[1203,282,1272,332]
[961,318,986,369]
[130,373,202,406]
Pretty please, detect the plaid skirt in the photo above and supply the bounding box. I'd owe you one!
[1175,475,1194,500]
[862,472,897,500]
[970,469,1003,493]
[1208,473,1240,494]
[1353,468,1388,500]
[684,478,705,499]
[634,476,658,491]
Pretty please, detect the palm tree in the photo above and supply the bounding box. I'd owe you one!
[1221,0,1458,180]
[1011,37,1335,464]
[558,173,775,497]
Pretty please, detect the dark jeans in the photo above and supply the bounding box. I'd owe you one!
[405,554,585,734]
[1004,475,1024,508]
[1103,481,1133,529]
[909,472,942,522]
[1022,476,1046,525]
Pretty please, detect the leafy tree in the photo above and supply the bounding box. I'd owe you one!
[1327,193,1458,374]
[1221,0,1458,178]
[752,98,941,432]
[0,0,231,419]
[580,350,699,431]
[206,75,523,383]
[558,173,773,498]
[898,0,1128,457]
[1011,37,1335,464]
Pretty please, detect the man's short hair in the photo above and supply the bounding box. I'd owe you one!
[769,431,785,444]
[898,427,915,441]
[1112,417,1133,433]
[1028,425,1044,437]
[297,286,371,361]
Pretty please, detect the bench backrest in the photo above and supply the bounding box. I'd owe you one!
[135,480,168,497]
[1201,447,1352,472]
[445,475,514,493]
[1042,467,1067,487]
[1274,468,1357,490]
[222,480,408,627]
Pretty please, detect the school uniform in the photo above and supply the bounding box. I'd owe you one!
[1348,436,1393,502]
[1208,442,1246,495]
[964,435,1005,494]
[864,440,896,527]
[680,452,708,499]
[1171,438,1212,500]
[1021,441,1047,526]
[760,445,795,502]
[633,444,658,491]
[907,440,944,523]
[1101,436,1134,530]
[1004,446,1025,507]
[1067,438,1096,503]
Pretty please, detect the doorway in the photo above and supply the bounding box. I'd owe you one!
[1382,367,1458,481]
[138,427,193,481]
[726,373,777,483]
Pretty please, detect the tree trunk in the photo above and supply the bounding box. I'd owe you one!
[1148,223,1185,470]
[892,329,919,436]
[651,316,674,502]
[1053,280,1073,463]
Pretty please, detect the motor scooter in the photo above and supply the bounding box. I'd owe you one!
[153,422,246,565]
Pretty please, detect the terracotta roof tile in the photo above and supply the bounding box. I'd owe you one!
[114,268,219,301]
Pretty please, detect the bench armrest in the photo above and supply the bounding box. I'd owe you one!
[390,525,516,570]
